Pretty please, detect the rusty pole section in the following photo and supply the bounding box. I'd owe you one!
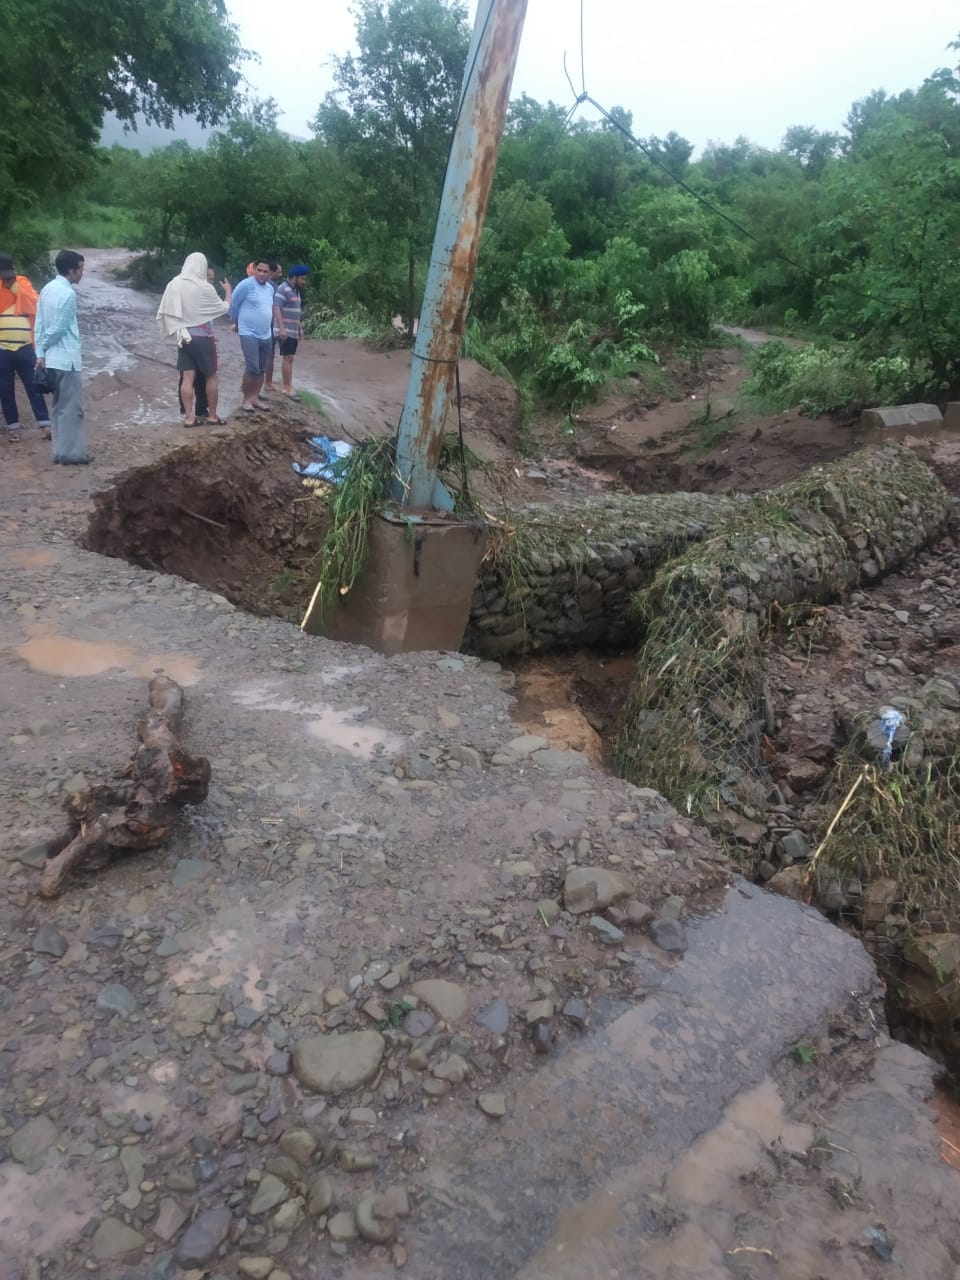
[392,0,529,511]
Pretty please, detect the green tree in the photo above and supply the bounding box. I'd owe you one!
[312,0,471,334]
[815,63,960,386]
[0,0,245,231]
[781,125,840,177]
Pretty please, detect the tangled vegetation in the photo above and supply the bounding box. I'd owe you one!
[300,433,491,628]
[810,742,960,921]
[615,445,952,828]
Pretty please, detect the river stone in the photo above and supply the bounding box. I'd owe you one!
[531,747,584,774]
[153,1198,189,1242]
[272,1197,305,1232]
[249,1174,288,1215]
[648,916,688,955]
[328,1210,358,1242]
[32,925,68,958]
[355,1192,397,1244]
[476,998,510,1036]
[96,983,139,1018]
[477,1092,507,1118]
[265,1050,292,1076]
[278,1128,317,1165]
[402,1008,436,1037]
[536,898,561,925]
[410,978,468,1023]
[506,734,549,756]
[292,1030,385,1094]
[10,1115,58,1165]
[238,1259,274,1279]
[306,1173,334,1217]
[563,866,633,914]
[562,997,589,1027]
[92,1217,146,1261]
[174,1206,232,1266]
[589,915,625,945]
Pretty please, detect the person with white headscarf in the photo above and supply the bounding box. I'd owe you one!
[156,252,232,426]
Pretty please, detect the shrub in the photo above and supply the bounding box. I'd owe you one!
[742,341,918,416]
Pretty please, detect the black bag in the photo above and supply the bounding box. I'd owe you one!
[33,363,54,395]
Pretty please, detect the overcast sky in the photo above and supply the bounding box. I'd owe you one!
[225,0,959,151]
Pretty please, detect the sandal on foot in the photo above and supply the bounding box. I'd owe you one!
[240,405,258,415]
[206,416,227,426]
[38,423,52,440]
[182,419,199,428]
[6,425,23,442]
[283,392,302,401]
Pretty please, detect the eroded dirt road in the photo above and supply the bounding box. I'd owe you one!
[1,252,959,1280]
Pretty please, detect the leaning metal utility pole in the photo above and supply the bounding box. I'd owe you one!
[305,0,529,653]
[392,0,529,511]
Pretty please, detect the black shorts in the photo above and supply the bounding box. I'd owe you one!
[279,337,299,357]
[177,336,218,378]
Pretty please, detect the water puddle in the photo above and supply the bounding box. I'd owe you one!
[234,679,403,759]
[168,917,278,1012]
[16,634,202,685]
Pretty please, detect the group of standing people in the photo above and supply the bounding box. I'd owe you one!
[0,248,91,463]
[156,253,308,426]
[0,245,310,464]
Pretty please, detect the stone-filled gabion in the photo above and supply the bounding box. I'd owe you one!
[615,444,953,808]
[464,491,747,656]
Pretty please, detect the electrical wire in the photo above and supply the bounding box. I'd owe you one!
[568,2,897,309]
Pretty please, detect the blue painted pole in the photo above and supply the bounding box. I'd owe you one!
[392,0,529,511]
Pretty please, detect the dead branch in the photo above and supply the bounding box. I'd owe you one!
[37,675,210,898]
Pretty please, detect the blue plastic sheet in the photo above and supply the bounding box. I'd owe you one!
[293,436,353,481]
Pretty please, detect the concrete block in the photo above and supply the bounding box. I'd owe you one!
[303,513,487,654]
[860,403,942,430]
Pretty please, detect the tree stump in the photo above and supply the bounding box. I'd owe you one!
[37,675,211,898]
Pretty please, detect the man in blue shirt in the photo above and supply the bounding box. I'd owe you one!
[34,249,91,464]
[229,257,275,415]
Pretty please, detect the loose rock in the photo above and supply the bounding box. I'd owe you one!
[588,915,625,945]
[328,1210,358,1242]
[10,1115,58,1165]
[476,998,510,1035]
[249,1174,288,1215]
[32,925,68,958]
[648,916,688,955]
[356,1192,398,1244]
[563,866,633,914]
[306,1174,334,1217]
[410,978,468,1023]
[91,1217,145,1262]
[278,1128,317,1165]
[96,983,139,1018]
[174,1207,233,1267]
[291,1030,385,1094]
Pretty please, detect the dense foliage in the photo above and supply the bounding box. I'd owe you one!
[6,0,960,413]
[0,0,244,239]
